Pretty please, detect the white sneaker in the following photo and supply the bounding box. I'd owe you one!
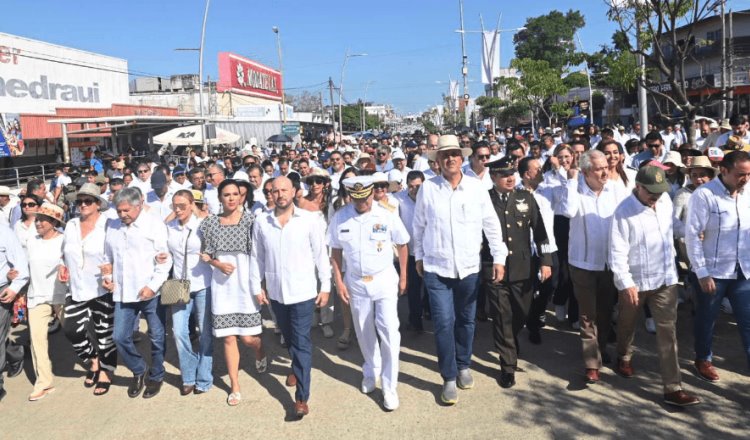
[555,305,567,323]
[571,320,580,330]
[644,317,656,334]
[361,377,376,394]
[383,389,399,411]
[721,297,733,315]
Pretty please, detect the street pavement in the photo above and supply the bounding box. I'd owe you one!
[2,297,748,440]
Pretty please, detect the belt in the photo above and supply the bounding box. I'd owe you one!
[361,275,373,282]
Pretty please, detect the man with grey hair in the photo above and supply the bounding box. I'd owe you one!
[103,187,172,399]
[204,164,225,214]
[559,149,629,384]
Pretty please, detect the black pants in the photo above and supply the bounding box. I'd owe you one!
[406,256,426,329]
[0,302,24,391]
[527,252,560,331]
[552,215,578,323]
[486,278,533,374]
[63,293,117,372]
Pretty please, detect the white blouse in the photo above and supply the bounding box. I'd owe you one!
[167,215,211,292]
[27,234,66,308]
[63,215,109,302]
[13,220,37,252]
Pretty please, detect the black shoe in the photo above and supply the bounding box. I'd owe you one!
[499,371,516,389]
[7,360,24,378]
[528,329,542,345]
[128,374,146,398]
[193,388,205,395]
[601,350,612,365]
[0,388,6,402]
[143,380,163,399]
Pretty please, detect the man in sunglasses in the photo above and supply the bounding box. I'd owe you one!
[328,151,347,196]
[375,146,394,173]
[372,173,400,215]
[629,131,668,169]
[462,141,493,190]
[129,163,153,196]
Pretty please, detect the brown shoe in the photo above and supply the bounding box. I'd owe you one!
[294,400,309,418]
[616,359,635,378]
[286,373,297,387]
[694,360,720,382]
[180,385,195,396]
[664,390,701,407]
[585,369,599,384]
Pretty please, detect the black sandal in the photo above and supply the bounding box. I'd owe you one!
[94,378,111,396]
[84,370,100,388]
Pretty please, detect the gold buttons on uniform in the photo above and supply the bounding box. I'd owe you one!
[509,251,513,255]
[508,237,512,242]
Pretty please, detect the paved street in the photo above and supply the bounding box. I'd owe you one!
[2,299,748,440]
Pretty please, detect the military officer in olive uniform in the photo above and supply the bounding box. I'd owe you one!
[482,157,552,389]
[328,176,410,411]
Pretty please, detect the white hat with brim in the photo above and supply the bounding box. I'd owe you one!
[686,156,716,176]
[427,135,471,161]
[77,183,109,211]
[0,186,11,197]
[663,151,686,168]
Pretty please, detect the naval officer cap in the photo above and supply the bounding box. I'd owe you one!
[342,175,375,200]
[486,156,516,176]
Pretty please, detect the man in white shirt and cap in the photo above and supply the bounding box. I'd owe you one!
[0,186,16,227]
[610,165,700,407]
[328,175,410,411]
[412,134,507,405]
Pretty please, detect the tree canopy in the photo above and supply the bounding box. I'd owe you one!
[513,9,586,72]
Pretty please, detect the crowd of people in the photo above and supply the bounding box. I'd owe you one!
[1,114,749,417]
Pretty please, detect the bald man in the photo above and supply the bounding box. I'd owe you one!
[250,176,331,418]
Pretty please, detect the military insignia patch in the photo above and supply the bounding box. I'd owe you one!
[516,200,529,213]
[655,172,663,183]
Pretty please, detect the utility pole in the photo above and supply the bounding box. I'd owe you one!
[720,0,727,120]
[728,8,734,117]
[272,26,286,124]
[636,16,648,138]
[329,77,336,134]
[198,0,210,150]
[319,91,325,124]
[459,0,470,128]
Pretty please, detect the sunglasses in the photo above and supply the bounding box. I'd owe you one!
[243,162,254,167]
[374,182,389,190]
[377,152,387,156]
[309,177,327,185]
[647,143,661,148]
[20,202,38,208]
[440,150,463,158]
[75,198,98,206]
[137,169,149,174]
[475,154,491,160]
[96,182,106,187]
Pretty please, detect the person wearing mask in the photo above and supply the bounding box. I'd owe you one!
[104,188,172,399]
[412,135,507,405]
[559,149,629,384]
[60,184,115,396]
[251,176,331,418]
[199,180,265,406]
[25,203,67,401]
[686,150,750,382]
[166,190,213,396]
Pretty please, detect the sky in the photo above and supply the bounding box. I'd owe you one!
[4,0,747,115]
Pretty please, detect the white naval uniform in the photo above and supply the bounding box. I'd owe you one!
[327,203,410,393]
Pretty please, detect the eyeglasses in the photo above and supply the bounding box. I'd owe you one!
[243,162,253,167]
[309,177,327,185]
[440,150,463,158]
[96,182,106,187]
[475,154,491,160]
[647,143,661,149]
[20,202,38,208]
[137,169,149,174]
[172,203,190,211]
[374,182,389,190]
[377,152,387,156]
[75,198,98,206]
[263,189,272,195]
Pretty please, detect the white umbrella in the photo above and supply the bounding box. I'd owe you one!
[153,125,241,146]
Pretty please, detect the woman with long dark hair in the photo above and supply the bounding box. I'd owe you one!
[596,139,636,190]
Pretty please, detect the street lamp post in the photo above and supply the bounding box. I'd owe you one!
[575,33,595,125]
[361,80,375,133]
[338,50,367,137]
[272,26,287,124]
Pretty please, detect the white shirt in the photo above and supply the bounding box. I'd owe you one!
[62,215,109,302]
[0,224,29,293]
[524,185,558,254]
[328,204,410,282]
[413,173,508,279]
[104,211,172,303]
[716,131,750,149]
[167,215,211,292]
[610,193,678,292]
[413,155,430,172]
[559,175,629,271]
[169,180,192,193]
[686,176,750,280]
[462,163,493,190]
[394,190,417,256]
[0,199,17,227]
[204,185,221,215]
[250,207,331,304]
[145,190,174,222]
[13,220,36,251]
[129,178,152,196]
[26,234,66,308]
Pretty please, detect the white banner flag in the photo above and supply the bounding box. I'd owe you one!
[481,31,500,85]
[449,80,459,101]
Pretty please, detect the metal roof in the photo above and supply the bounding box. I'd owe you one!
[48,115,210,124]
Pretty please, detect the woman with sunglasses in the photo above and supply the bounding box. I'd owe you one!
[25,203,67,401]
[13,194,43,251]
[59,184,115,396]
[199,179,265,406]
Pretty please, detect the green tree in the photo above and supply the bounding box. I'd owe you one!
[498,58,569,126]
[474,96,504,121]
[339,104,379,132]
[514,10,586,72]
[562,71,590,89]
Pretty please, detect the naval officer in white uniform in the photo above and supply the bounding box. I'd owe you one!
[328,175,410,411]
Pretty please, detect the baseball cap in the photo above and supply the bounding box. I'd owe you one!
[636,166,670,194]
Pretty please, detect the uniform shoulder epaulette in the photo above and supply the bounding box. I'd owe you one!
[379,199,396,213]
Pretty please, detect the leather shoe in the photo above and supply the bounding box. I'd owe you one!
[499,371,515,389]
[664,390,701,407]
[180,385,195,396]
[528,329,542,345]
[616,359,635,378]
[0,388,6,403]
[601,350,612,365]
[127,374,146,398]
[286,373,297,387]
[193,388,205,395]
[6,360,23,378]
[294,400,309,418]
[585,369,600,384]
[694,360,720,382]
[143,380,163,399]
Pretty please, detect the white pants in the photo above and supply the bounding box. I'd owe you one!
[348,285,401,393]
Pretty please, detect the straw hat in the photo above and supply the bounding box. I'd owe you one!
[36,202,66,227]
[76,183,109,210]
[686,156,716,176]
[427,135,472,161]
[304,167,331,184]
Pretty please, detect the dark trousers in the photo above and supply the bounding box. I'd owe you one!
[406,256,425,329]
[552,216,578,323]
[63,293,117,372]
[271,298,315,402]
[0,302,24,391]
[569,266,617,369]
[527,252,560,331]
[113,297,166,382]
[486,277,533,373]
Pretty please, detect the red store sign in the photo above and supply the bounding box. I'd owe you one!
[217,52,283,101]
